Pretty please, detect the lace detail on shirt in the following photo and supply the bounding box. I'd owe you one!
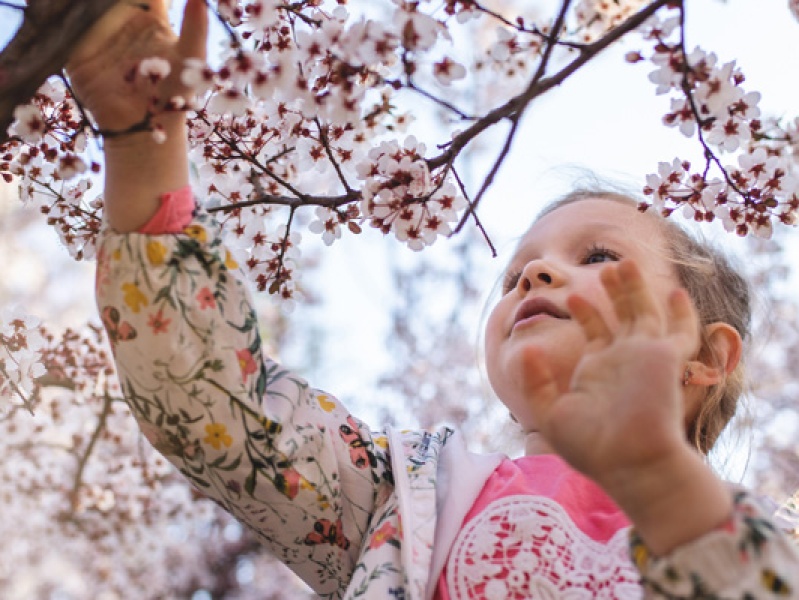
[446,495,641,599]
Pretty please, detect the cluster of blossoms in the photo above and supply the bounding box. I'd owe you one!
[3,80,102,259]
[355,137,467,250]
[0,307,46,410]
[1,0,700,285]
[573,0,647,42]
[635,8,799,237]
[174,1,480,292]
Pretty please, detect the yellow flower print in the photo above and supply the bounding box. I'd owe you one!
[121,282,149,313]
[146,240,168,265]
[184,224,208,243]
[630,539,649,570]
[224,250,239,270]
[203,423,232,450]
[112,249,122,261]
[317,394,336,412]
[374,436,388,449]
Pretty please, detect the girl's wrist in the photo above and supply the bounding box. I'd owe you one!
[601,447,732,556]
[103,118,190,232]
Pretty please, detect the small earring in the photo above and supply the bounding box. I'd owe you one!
[682,366,692,386]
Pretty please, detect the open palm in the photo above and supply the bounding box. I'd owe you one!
[519,260,701,487]
[67,0,207,132]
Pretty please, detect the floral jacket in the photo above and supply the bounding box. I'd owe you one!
[96,210,799,599]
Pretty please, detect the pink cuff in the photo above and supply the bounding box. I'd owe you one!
[137,185,196,234]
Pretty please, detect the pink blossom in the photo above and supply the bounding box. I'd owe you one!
[138,57,171,84]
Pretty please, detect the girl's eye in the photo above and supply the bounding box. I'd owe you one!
[582,245,620,265]
[502,270,522,294]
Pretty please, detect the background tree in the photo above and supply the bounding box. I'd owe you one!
[1,0,798,597]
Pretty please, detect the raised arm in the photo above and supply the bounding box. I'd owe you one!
[67,0,205,231]
[69,3,398,594]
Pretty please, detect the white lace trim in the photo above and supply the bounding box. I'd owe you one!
[446,495,642,599]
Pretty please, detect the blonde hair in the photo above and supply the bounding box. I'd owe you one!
[538,189,751,454]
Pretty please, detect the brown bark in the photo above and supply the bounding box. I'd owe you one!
[0,0,123,143]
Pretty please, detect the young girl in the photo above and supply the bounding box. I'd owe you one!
[69,1,799,597]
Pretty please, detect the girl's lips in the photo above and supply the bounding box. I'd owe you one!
[512,297,569,331]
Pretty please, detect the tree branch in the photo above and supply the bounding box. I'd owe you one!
[428,0,672,173]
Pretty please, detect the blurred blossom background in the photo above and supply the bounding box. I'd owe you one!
[1,1,798,597]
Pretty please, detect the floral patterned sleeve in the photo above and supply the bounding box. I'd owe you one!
[630,489,799,598]
[95,210,394,596]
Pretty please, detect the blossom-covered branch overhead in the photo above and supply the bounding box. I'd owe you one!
[2,0,799,298]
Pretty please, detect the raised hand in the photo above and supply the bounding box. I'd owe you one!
[517,259,700,486]
[66,0,209,231]
[66,0,208,133]
[516,259,735,554]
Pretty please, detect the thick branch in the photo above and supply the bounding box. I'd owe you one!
[0,0,124,143]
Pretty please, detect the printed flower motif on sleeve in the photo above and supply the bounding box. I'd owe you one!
[235,348,258,381]
[223,249,238,270]
[196,287,216,309]
[146,240,168,265]
[147,309,171,334]
[203,423,233,450]
[317,393,337,412]
[369,521,399,550]
[304,518,350,551]
[184,224,208,243]
[273,467,313,500]
[100,306,137,345]
[631,489,799,598]
[121,282,149,313]
[340,415,378,470]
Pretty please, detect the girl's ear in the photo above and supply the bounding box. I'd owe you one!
[686,322,743,386]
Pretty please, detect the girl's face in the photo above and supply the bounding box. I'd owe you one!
[485,198,682,432]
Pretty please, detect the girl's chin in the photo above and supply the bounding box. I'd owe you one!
[522,432,555,456]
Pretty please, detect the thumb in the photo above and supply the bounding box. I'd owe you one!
[178,0,209,60]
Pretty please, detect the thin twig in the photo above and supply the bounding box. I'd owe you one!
[270,204,297,294]
[453,113,521,234]
[427,0,672,173]
[70,392,114,511]
[0,362,35,414]
[674,1,748,202]
[314,117,355,193]
[58,72,101,136]
[451,164,496,257]
[403,80,476,121]
[453,0,573,232]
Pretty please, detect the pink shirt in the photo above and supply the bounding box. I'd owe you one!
[136,186,195,234]
[435,454,638,599]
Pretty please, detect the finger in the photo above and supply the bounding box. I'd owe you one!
[606,260,660,330]
[69,2,148,67]
[666,288,701,356]
[567,294,612,346]
[599,263,631,323]
[516,346,559,419]
[178,0,209,60]
[147,0,171,20]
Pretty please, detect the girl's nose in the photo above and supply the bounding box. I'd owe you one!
[517,261,561,293]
